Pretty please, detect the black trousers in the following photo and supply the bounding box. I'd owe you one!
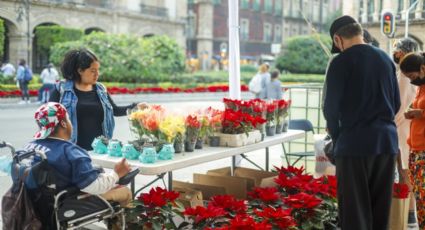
[336,154,396,230]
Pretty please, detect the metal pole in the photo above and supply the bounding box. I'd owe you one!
[405,0,419,38]
[228,0,241,100]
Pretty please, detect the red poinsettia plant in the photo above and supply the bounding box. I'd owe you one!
[126,187,182,229]
[127,166,338,230]
[221,109,266,134]
[393,183,409,199]
[265,102,278,126]
[275,99,291,126]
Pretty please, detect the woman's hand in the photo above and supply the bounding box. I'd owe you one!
[137,102,149,110]
[404,109,423,119]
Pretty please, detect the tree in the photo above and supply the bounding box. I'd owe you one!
[50,32,185,83]
[276,34,332,74]
[0,19,5,61]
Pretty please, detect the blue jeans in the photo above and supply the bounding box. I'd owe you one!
[38,84,54,102]
[18,80,29,101]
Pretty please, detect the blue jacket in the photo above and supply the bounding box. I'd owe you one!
[59,80,115,143]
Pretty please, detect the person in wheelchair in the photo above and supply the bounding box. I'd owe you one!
[25,102,132,228]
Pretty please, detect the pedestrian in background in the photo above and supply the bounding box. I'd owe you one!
[399,52,425,229]
[38,63,59,104]
[16,59,30,104]
[49,48,146,151]
[266,70,283,99]
[392,38,420,229]
[323,15,400,230]
[1,61,16,77]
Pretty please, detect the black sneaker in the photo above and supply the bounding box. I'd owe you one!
[408,211,417,224]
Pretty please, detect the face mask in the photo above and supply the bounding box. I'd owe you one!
[410,77,425,86]
[393,53,400,64]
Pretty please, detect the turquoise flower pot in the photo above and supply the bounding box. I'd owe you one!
[139,146,157,164]
[107,140,122,157]
[158,143,175,160]
[91,137,108,154]
[122,144,140,160]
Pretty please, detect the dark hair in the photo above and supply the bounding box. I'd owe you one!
[271,70,280,79]
[400,52,425,73]
[61,49,99,81]
[395,38,419,53]
[335,23,363,39]
[19,59,26,66]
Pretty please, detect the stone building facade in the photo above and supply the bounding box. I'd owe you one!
[342,0,425,52]
[187,0,341,68]
[0,0,186,71]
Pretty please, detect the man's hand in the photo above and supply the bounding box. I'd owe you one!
[114,158,131,178]
[404,109,423,119]
[399,169,413,192]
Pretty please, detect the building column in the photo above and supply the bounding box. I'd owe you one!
[8,33,29,67]
[196,0,213,71]
[342,0,356,16]
[415,0,423,19]
[372,0,380,22]
[361,0,368,23]
[401,0,409,20]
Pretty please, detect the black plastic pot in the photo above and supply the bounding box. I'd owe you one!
[184,140,196,152]
[195,138,203,149]
[266,125,276,136]
[209,136,220,147]
[275,123,283,134]
[174,141,183,153]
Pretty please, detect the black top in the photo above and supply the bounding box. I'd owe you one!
[50,86,135,150]
[323,44,400,157]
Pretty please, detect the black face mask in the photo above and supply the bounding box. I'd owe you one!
[410,77,425,86]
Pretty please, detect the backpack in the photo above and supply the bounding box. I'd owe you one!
[23,67,33,82]
[248,73,262,94]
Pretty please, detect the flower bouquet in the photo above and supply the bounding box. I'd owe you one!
[389,183,410,230]
[128,104,165,144]
[157,116,186,160]
[185,114,201,152]
[206,107,223,147]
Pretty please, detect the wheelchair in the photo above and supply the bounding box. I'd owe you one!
[0,141,126,230]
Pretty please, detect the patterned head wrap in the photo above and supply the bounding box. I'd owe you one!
[34,102,67,139]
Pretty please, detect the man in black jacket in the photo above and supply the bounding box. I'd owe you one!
[323,16,401,230]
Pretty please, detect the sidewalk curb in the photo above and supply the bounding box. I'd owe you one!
[0,92,254,109]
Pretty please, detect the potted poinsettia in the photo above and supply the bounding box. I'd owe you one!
[275,99,291,134]
[265,102,277,136]
[185,114,201,152]
[157,115,185,159]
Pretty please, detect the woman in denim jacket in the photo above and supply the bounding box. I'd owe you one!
[49,49,144,150]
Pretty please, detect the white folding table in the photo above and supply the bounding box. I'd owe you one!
[90,129,305,194]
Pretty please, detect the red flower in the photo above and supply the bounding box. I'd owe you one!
[274,165,305,177]
[185,115,201,128]
[226,214,272,230]
[209,195,247,214]
[254,207,297,229]
[183,205,227,224]
[283,192,322,210]
[393,183,409,199]
[137,187,179,208]
[248,187,280,203]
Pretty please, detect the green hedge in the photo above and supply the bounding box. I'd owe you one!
[50,32,185,83]
[276,34,332,74]
[35,25,83,53]
[0,19,5,60]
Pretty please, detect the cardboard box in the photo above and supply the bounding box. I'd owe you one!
[172,181,226,200]
[259,176,278,188]
[193,173,251,199]
[173,186,203,208]
[207,167,278,186]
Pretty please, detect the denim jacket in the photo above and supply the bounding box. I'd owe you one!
[58,80,115,143]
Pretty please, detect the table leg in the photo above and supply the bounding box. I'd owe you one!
[231,156,236,176]
[131,177,135,198]
[265,147,269,171]
[168,171,173,191]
